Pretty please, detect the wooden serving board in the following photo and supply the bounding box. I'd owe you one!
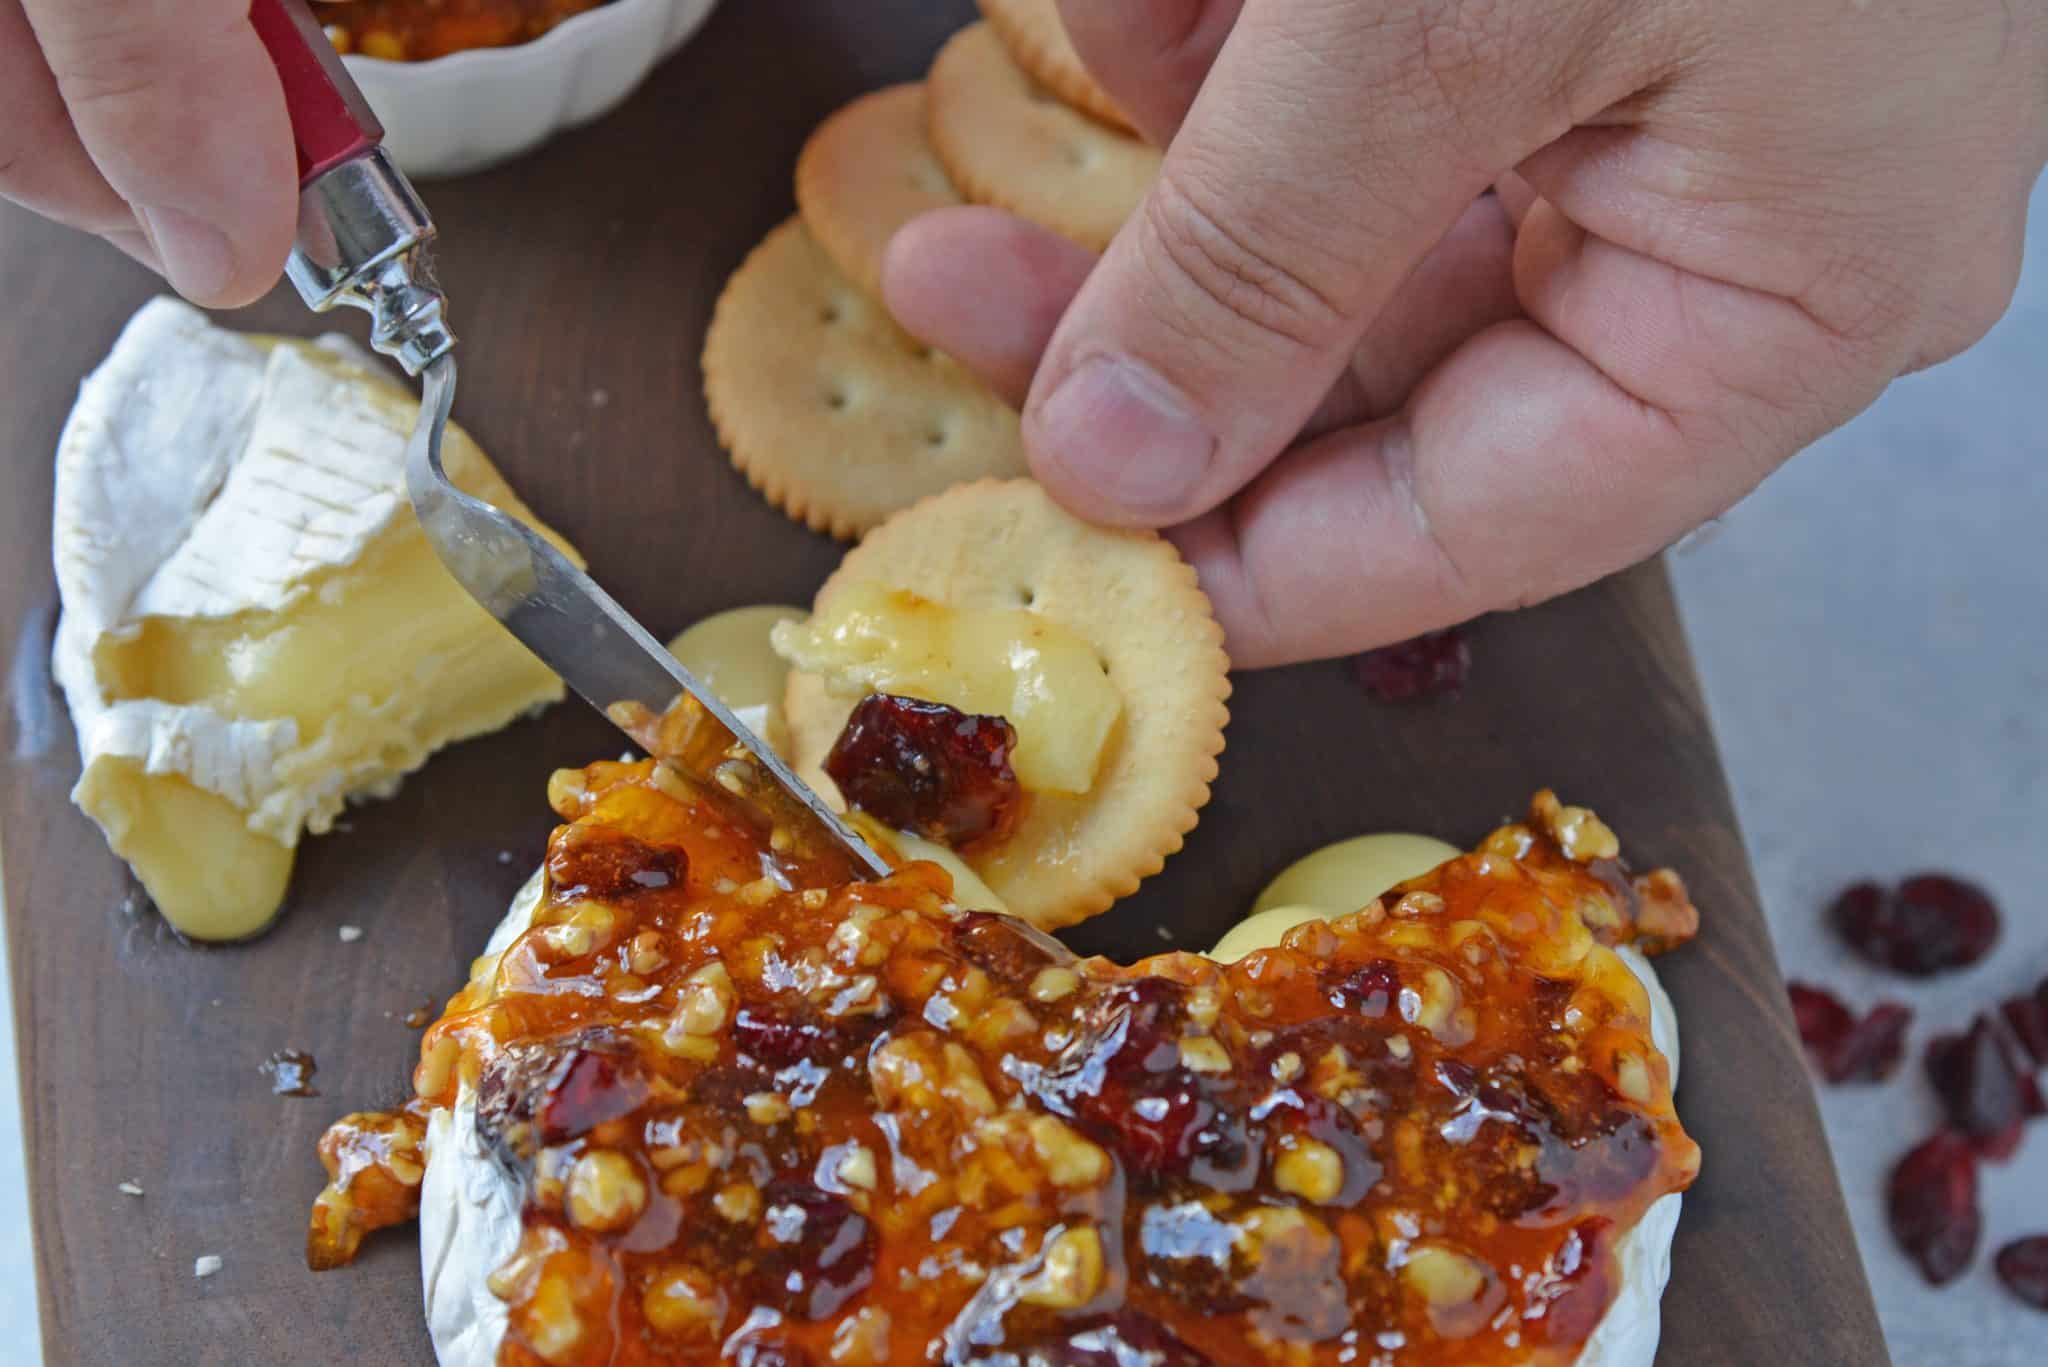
[0,2,1887,1362]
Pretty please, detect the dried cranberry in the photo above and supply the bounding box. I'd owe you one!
[1789,981,1854,1050]
[1924,1016,2038,1154]
[953,910,1073,986]
[2002,984,2048,1067]
[475,1040,646,1164]
[1830,874,2000,976]
[1351,628,1470,703]
[1831,1004,1913,1084]
[732,1008,837,1066]
[1787,983,1911,1084]
[756,1178,875,1320]
[824,694,1021,848]
[1020,1310,1207,1365]
[1994,1236,2048,1311]
[546,824,687,902]
[536,1048,649,1144]
[1326,960,1401,1016]
[1886,1132,1981,1285]
[1038,980,1241,1183]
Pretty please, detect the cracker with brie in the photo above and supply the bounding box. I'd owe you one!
[51,298,583,940]
[774,478,1232,929]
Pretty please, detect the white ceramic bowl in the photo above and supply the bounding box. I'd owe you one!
[341,0,721,179]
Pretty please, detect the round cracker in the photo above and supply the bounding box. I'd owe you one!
[927,22,1161,253]
[977,0,1135,133]
[702,218,1025,539]
[795,84,964,299]
[784,478,1231,930]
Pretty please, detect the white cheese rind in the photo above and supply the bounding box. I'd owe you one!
[1577,944,1683,1367]
[421,875,542,1367]
[52,299,571,939]
[50,298,406,835]
[130,337,413,621]
[416,892,1685,1366]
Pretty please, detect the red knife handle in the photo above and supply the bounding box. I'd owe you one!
[249,0,384,185]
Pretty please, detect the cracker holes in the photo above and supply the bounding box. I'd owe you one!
[824,383,853,412]
[819,297,852,326]
[924,425,950,449]
[1063,143,1097,171]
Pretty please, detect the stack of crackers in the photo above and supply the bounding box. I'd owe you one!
[703,4,1226,931]
[702,0,1161,540]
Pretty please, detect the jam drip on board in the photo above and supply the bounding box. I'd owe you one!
[309,767,1699,1366]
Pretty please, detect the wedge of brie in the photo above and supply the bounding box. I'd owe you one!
[52,297,582,940]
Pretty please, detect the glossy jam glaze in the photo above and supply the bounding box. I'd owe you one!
[325,0,607,61]
[309,771,1699,1365]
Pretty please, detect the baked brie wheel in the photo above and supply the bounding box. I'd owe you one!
[310,761,1700,1366]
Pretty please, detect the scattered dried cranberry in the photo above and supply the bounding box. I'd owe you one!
[824,694,1021,848]
[1924,1016,2040,1156]
[1887,1132,1981,1285]
[261,1048,320,1097]
[1994,1236,2048,1311]
[1786,982,1911,1084]
[1351,629,1470,703]
[2002,979,2048,1066]
[1829,874,2001,976]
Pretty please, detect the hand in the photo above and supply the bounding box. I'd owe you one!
[1,0,306,306]
[884,0,2047,668]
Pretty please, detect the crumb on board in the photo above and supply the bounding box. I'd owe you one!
[194,1255,222,1278]
[117,1180,143,1197]
[497,850,514,865]
[1155,925,1173,941]
[337,925,363,943]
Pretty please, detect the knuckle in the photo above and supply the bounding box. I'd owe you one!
[1135,167,1355,361]
[1909,228,2026,371]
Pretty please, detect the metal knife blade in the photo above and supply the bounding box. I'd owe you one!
[403,357,893,881]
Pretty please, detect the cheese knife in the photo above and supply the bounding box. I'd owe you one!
[249,0,894,882]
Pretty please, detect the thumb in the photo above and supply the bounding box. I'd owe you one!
[1021,0,1647,528]
[22,0,297,306]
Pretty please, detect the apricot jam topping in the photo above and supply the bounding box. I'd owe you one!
[309,771,1699,1365]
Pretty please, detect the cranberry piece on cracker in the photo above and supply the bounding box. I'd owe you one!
[826,693,1022,848]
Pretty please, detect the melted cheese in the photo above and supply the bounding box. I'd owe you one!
[771,583,1120,794]
[664,605,805,759]
[51,298,581,939]
[1207,833,1460,961]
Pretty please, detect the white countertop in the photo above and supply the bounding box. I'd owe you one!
[2,177,2041,1364]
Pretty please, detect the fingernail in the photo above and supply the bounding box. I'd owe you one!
[1030,355,1214,517]
[136,205,233,302]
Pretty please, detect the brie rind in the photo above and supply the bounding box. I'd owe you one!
[52,297,577,939]
[416,892,1682,1367]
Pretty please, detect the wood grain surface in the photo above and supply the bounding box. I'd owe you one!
[0,2,1887,1362]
